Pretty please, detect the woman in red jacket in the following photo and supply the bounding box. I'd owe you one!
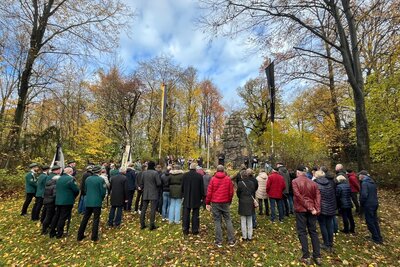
[266,168,286,223]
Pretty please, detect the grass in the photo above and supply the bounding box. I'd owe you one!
[0,189,399,266]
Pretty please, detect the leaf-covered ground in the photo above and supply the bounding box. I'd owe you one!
[0,190,399,266]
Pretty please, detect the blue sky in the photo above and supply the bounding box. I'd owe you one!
[118,0,266,105]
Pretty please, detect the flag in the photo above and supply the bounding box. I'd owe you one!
[121,144,131,168]
[265,62,276,123]
[50,143,65,170]
[161,83,167,124]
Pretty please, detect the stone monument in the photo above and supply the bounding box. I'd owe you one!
[221,112,250,169]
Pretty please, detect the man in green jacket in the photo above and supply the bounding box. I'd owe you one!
[21,163,40,216]
[32,165,50,221]
[49,167,79,238]
[77,165,106,241]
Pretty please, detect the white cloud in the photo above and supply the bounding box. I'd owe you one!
[119,0,265,104]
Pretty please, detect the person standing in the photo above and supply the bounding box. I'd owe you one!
[256,169,269,216]
[125,163,137,211]
[49,167,79,238]
[247,169,258,228]
[182,163,204,235]
[41,165,62,234]
[292,165,321,266]
[336,175,355,234]
[134,164,146,214]
[21,163,39,216]
[77,165,107,241]
[202,170,212,208]
[78,165,93,215]
[266,168,286,223]
[347,169,361,215]
[161,165,171,221]
[67,160,77,177]
[108,167,128,227]
[358,170,383,244]
[168,165,184,224]
[277,162,291,216]
[314,170,337,252]
[237,170,256,241]
[32,165,50,221]
[139,161,162,230]
[206,165,236,248]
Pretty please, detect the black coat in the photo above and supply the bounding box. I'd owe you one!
[139,169,161,201]
[336,182,353,209]
[182,170,204,208]
[249,175,258,196]
[110,174,128,206]
[161,172,170,192]
[315,177,337,216]
[169,170,184,199]
[80,171,92,196]
[237,179,255,216]
[126,169,136,190]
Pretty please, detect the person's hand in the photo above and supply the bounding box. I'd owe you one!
[206,205,211,212]
[311,208,317,215]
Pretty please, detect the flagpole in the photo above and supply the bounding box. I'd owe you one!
[207,125,210,170]
[158,83,165,163]
[270,121,274,164]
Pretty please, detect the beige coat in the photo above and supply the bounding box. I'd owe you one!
[256,172,268,199]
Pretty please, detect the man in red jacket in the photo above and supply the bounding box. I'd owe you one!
[293,165,322,266]
[206,165,236,248]
[266,167,286,222]
[347,169,361,215]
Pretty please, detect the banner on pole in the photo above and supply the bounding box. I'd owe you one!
[51,143,65,170]
[265,62,276,123]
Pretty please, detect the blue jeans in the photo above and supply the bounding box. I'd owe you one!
[78,195,86,214]
[318,215,334,247]
[162,192,170,219]
[269,198,284,222]
[168,198,181,223]
[108,206,123,226]
[364,206,382,243]
[333,216,338,233]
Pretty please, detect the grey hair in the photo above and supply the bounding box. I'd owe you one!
[216,165,224,172]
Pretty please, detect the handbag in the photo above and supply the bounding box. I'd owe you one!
[241,181,259,208]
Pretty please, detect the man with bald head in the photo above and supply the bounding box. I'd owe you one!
[49,167,79,238]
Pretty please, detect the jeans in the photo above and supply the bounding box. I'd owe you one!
[341,208,355,232]
[364,206,382,242]
[333,216,338,233]
[78,195,86,214]
[162,192,170,219]
[258,198,269,215]
[318,215,334,247]
[182,207,200,234]
[269,198,284,222]
[168,198,182,223]
[241,215,253,239]
[140,200,157,227]
[108,206,123,226]
[21,193,35,215]
[32,197,43,221]
[288,193,294,213]
[77,207,102,241]
[295,212,320,259]
[211,203,235,244]
[126,189,135,211]
[351,192,360,213]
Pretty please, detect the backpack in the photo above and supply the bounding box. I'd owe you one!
[43,178,58,205]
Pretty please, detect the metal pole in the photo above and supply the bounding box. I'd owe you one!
[207,130,210,169]
[158,115,164,163]
[270,120,274,163]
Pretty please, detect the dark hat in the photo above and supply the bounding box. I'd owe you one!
[357,170,369,176]
[41,165,50,170]
[297,165,307,172]
[67,160,75,164]
[51,165,61,171]
[272,166,279,172]
[92,165,102,173]
[29,163,38,168]
[147,161,156,170]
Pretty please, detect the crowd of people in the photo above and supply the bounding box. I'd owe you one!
[20,159,383,265]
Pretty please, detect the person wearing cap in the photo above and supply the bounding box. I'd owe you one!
[78,165,93,214]
[182,162,205,235]
[266,167,286,223]
[206,165,236,248]
[358,170,383,244]
[21,163,40,216]
[49,167,79,238]
[139,161,162,230]
[336,175,355,234]
[31,165,50,221]
[292,165,321,266]
[41,165,62,234]
[77,165,107,241]
[67,160,77,177]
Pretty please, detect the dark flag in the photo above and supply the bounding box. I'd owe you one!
[265,62,276,123]
[51,143,65,170]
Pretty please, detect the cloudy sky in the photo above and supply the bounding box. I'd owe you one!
[118,0,265,105]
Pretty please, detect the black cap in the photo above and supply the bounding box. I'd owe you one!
[297,165,306,172]
[357,170,369,176]
[92,165,102,173]
[41,165,50,170]
[51,165,61,171]
[29,163,38,168]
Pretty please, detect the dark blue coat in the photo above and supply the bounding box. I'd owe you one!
[126,169,136,190]
[360,176,379,208]
[336,182,353,209]
[315,177,337,216]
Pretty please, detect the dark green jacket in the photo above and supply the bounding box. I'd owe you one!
[25,172,37,194]
[55,174,79,205]
[35,173,48,197]
[169,170,184,199]
[85,175,106,207]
